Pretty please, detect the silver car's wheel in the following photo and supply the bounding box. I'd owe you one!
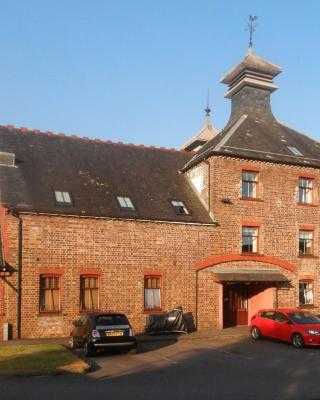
[292,333,304,348]
[251,326,261,340]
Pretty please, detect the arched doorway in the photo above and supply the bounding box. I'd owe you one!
[195,254,296,330]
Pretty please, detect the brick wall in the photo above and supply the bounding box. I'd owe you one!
[202,156,320,315]
[2,214,216,338]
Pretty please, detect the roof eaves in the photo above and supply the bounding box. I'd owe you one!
[15,210,217,226]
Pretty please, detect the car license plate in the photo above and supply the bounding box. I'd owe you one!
[106,330,124,337]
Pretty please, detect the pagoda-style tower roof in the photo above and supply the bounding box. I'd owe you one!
[221,47,282,99]
[181,47,320,172]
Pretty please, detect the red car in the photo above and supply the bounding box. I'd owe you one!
[249,309,320,348]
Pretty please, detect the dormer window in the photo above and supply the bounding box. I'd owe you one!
[54,191,72,205]
[117,196,135,211]
[287,146,303,157]
[171,200,189,215]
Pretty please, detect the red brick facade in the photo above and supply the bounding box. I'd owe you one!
[187,156,320,329]
[1,154,320,338]
[0,213,216,338]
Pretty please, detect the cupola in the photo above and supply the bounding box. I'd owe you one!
[221,46,282,124]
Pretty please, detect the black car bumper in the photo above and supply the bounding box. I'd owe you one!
[91,337,137,348]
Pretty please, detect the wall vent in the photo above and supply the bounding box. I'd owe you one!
[0,152,15,167]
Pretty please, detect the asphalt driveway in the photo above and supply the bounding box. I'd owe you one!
[1,334,320,400]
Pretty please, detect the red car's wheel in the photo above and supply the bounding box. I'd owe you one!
[291,333,304,348]
[251,326,261,340]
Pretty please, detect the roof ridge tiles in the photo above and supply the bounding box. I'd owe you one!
[0,122,191,154]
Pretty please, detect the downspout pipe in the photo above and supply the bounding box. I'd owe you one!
[9,208,23,339]
[195,269,199,330]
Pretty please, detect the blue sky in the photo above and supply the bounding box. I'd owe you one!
[0,1,319,148]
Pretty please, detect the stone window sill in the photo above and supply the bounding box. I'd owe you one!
[298,255,319,259]
[79,309,101,314]
[144,309,163,315]
[297,203,318,207]
[240,197,264,202]
[38,311,62,317]
[298,304,316,309]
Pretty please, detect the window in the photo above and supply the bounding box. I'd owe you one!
[171,200,189,215]
[298,178,313,204]
[80,276,99,310]
[299,281,314,305]
[39,275,61,312]
[117,196,135,211]
[274,312,288,323]
[287,146,303,156]
[260,311,275,320]
[299,230,313,255]
[242,227,258,253]
[144,276,161,310]
[54,191,72,205]
[242,171,258,198]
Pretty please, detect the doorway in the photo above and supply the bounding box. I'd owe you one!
[223,284,249,328]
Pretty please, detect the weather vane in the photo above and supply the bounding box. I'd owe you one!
[247,15,258,48]
[205,90,211,117]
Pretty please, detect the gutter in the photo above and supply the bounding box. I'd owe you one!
[16,211,217,227]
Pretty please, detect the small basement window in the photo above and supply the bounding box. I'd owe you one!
[287,146,303,157]
[117,196,135,211]
[54,191,72,205]
[171,200,189,215]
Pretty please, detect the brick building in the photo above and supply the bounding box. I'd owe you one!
[1,46,320,339]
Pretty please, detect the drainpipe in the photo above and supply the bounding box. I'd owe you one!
[195,269,199,330]
[9,209,23,339]
[17,216,23,339]
[205,160,211,215]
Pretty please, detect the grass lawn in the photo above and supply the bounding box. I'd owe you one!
[0,344,90,376]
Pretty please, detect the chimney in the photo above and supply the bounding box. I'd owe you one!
[220,47,282,125]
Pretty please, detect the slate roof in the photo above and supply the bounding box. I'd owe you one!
[182,113,320,172]
[0,126,214,224]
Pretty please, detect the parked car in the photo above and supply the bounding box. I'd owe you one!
[69,312,137,356]
[249,309,320,348]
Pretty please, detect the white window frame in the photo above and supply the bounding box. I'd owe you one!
[299,281,314,305]
[298,178,313,204]
[299,230,313,255]
[171,200,189,215]
[242,227,258,253]
[54,191,72,204]
[144,276,161,310]
[287,146,303,156]
[117,196,135,211]
[242,171,258,198]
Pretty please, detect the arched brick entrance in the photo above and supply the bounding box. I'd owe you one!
[195,254,297,330]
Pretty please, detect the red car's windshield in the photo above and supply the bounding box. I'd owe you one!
[288,312,320,324]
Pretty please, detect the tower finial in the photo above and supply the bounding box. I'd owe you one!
[247,15,258,49]
[205,89,211,117]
